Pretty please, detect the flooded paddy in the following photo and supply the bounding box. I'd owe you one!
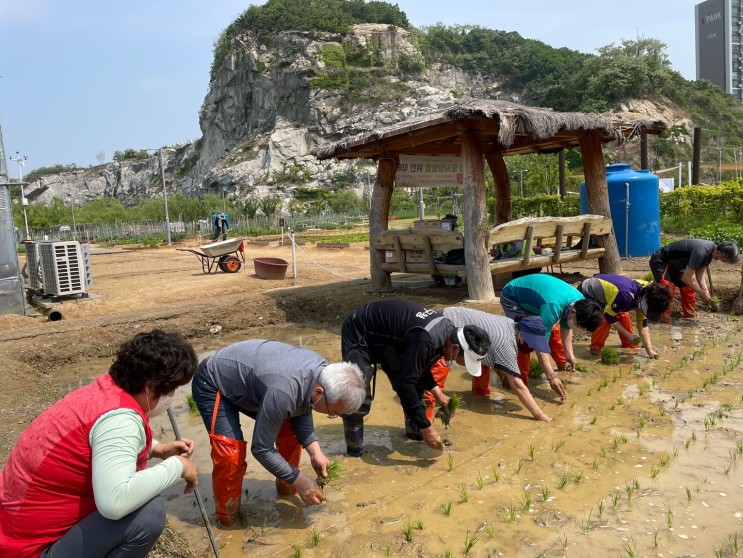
[137,318,743,558]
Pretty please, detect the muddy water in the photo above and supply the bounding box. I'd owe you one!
[53,320,743,557]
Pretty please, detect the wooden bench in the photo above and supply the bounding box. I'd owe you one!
[375,214,613,278]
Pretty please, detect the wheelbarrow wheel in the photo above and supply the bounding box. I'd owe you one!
[218,255,241,273]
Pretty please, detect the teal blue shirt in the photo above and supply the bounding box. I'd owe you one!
[501,275,584,337]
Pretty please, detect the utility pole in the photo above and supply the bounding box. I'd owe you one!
[514,169,528,197]
[158,148,172,245]
[9,152,29,238]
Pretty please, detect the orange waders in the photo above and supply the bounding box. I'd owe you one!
[517,324,566,383]
[209,392,247,527]
[424,358,451,421]
[274,420,302,496]
[660,280,697,319]
[590,312,639,352]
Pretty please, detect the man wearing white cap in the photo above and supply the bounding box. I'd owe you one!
[340,301,490,456]
[443,307,560,422]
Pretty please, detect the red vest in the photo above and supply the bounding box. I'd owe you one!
[0,373,152,557]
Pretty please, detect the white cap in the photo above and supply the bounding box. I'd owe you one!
[456,328,486,377]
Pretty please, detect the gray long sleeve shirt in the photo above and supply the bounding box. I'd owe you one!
[202,339,326,483]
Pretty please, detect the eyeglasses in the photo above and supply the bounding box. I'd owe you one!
[314,393,340,419]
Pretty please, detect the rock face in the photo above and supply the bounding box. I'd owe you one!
[28,24,501,207]
[26,23,679,208]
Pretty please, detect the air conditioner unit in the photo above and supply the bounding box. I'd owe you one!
[37,241,88,296]
[24,242,44,290]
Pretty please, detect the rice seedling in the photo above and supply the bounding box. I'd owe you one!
[557,533,568,550]
[653,531,660,549]
[557,472,572,490]
[724,463,732,476]
[598,377,610,390]
[293,544,303,558]
[528,444,535,461]
[529,357,543,378]
[436,393,463,428]
[685,486,692,502]
[659,454,669,466]
[635,427,642,438]
[601,347,620,365]
[385,545,392,557]
[586,387,593,396]
[414,517,424,530]
[447,453,454,472]
[185,394,199,414]
[575,363,589,373]
[539,484,551,501]
[458,483,469,503]
[609,403,616,410]
[318,461,343,489]
[612,371,619,383]
[444,550,451,558]
[612,493,621,510]
[616,396,624,406]
[592,457,600,470]
[731,532,739,554]
[475,471,484,490]
[625,483,634,503]
[491,465,500,482]
[463,529,479,555]
[516,458,524,474]
[483,522,494,539]
[442,500,452,517]
[597,498,605,518]
[671,447,679,458]
[622,536,637,557]
[403,520,414,542]
[638,417,647,429]
[573,471,584,483]
[665,504,673,529]
[659,407,667,416]
[504,502,517,522]
[581,509,598,532]
[651,465,660,478]
[551,439,566,452]
[310,527,320,546]
[714,546,724,558]
[521,491,531,512]
[632,478,639,490]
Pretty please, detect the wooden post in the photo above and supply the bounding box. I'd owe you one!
[462,125,496,301]
[369,157,396,291]
[578,131,622,275]
[558,149,566,198]
[485,153,511,225]
[640,131,648,170]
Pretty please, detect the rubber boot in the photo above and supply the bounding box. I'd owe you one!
[472,364,491,395]
[680,287,696,318]
[343,416,364,457]
[210,434,248,527]
[517,350,531,385]
[275,419,301,496]
[549,325,567,369]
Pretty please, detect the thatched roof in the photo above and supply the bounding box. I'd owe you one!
[312,99,666,160]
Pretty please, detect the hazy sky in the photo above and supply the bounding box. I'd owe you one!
[0,0,702,175]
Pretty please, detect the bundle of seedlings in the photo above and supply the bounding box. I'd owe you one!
[317,461,343,489]
[600,347,620,365]
[435,393,463,428]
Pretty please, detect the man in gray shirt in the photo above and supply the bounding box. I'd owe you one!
[191,339,365,526]
[443,307,556,422]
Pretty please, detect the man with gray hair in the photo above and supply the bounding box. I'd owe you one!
[649,239,740,319]
[191,339,365,526]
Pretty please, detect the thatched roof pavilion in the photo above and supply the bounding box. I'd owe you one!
[313,99,666,301]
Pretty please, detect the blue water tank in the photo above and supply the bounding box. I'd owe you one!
[580,163,661,258]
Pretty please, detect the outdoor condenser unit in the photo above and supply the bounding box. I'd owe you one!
[24,242,43,291]
[36,241,92,297]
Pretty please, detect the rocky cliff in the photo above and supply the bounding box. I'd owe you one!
[26,24,503,206]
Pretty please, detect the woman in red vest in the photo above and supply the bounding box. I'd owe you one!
[0,329,199,558]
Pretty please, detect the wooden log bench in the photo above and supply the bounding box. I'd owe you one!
[375,214,613,278]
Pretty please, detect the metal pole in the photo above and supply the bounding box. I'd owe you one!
[687,161,692,187]
[624,183,630,258]
[70,196,77,241]
[10,152,30,238]
[418,187,424,221]
[166,407,221,558]
[290,229,297,279]
[159,148,172,245]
